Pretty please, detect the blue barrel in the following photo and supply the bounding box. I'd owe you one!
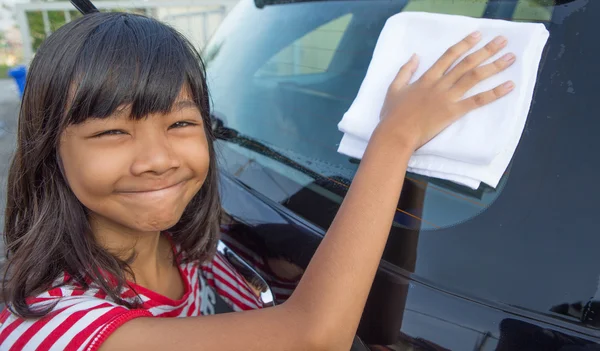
[8,65,27,98]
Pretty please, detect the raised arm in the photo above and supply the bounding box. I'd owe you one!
[102,33,515,351]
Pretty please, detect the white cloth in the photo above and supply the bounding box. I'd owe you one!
[337,11,549,189]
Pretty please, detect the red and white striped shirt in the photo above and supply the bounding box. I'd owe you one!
[219,226,300,305]
[0,241,262,351]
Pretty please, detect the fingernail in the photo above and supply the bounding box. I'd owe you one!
[410,53,419,62]
[504,81,515,90]
[470,31,482,39]
[494,36,507,45]
[502,53,515,62]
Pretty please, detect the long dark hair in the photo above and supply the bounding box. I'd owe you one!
[2,12,222,317]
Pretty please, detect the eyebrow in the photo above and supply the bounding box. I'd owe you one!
[110,106,131,119]
[172,100,198,112]
[105,100,199,120]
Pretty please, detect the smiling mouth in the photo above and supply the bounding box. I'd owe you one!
[118,181,187,198]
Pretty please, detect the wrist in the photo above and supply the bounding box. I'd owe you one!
[371,122,419,155]
[365,126,415,165]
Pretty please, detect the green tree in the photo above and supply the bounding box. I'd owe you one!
[25,8,147,52]
[26,10,82,51]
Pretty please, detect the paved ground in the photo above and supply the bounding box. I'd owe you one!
[0,79,21,265]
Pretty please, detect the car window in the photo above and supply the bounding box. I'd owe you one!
[256,14,353,77]
[206,0,600,329]
[403,0,553,21]
[403,0,488,16]
[210,0,552,232]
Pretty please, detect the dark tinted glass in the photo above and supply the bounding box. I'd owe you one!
[206,0,600,329]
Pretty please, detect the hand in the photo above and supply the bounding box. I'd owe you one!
[376,32,516,151]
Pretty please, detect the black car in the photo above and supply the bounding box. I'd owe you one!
[205,0,600,349]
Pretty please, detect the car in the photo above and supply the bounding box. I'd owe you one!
[204,0,600,349]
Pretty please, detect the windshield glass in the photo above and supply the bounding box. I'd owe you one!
[206,0,558,231]
[206,0,600,329]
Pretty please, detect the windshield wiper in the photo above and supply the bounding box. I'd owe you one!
[254,0,330,9]
[211,115,346,186]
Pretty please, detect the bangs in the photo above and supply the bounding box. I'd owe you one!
[66,13,205,124]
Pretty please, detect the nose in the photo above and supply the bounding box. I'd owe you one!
[130,128,180,176]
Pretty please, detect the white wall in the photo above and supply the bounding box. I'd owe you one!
[157,1,238,51]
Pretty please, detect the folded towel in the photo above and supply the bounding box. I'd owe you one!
[340,133,488,189]
[337,11,549,189]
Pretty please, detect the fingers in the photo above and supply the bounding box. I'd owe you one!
[457,81,515,115]
[421,31,482,81]
[389,54,419,90]
[451,52,516,97]
[440,35,508,87]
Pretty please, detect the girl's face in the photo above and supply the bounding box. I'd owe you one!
[59,88,210,234]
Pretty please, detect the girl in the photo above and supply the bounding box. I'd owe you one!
[0,12,515,351]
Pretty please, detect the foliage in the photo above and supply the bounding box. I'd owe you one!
[26,10,82,51]
[25,8,149,52]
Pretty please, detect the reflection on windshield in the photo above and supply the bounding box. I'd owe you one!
[205,0,553,231]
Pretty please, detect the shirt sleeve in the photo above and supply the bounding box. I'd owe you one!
[199,252,264,311]
[0,293,151,351]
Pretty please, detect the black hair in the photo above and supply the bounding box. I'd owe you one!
[2,12,222,317]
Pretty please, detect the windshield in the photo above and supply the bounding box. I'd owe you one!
[205,0,600,330]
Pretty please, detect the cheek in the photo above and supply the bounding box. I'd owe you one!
[177,131,211,185]
[60,140,128,202]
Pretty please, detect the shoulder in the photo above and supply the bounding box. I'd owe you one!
[0,284,151,351]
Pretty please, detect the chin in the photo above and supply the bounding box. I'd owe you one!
[127,208,184,233]
[132,218,181,233]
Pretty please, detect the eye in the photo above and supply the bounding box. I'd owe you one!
[169,121,197,129]
[94,130,127,137]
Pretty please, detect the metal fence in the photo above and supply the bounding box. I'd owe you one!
[15,0,239,64]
